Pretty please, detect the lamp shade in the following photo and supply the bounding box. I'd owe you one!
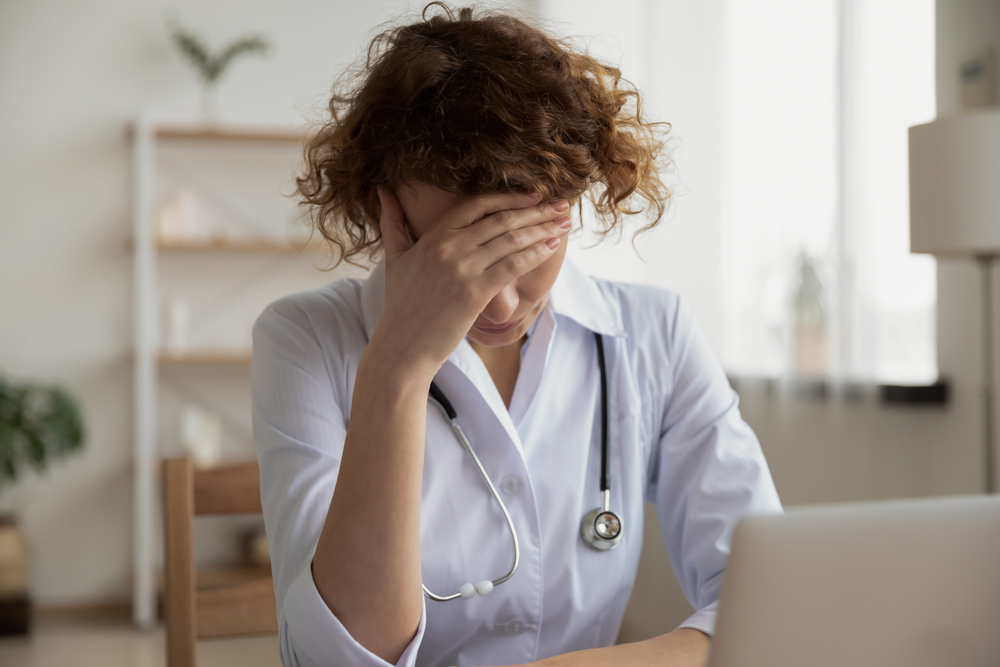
[909,111,1000,256]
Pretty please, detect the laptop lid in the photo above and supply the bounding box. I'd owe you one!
[707,495,1000,667]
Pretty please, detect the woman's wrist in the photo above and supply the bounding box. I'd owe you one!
[359,327,441,391]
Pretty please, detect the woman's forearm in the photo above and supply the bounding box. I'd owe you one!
[531,629,711,667]
[311,333,435,664]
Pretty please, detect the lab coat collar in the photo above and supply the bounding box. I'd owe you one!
[357,258,623,460]
[549,259,627,338]
[359,258,627,342]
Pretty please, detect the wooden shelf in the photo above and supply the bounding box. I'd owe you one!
[156,237,321,254]
[129,116,311,627]
[158,350,252,365]
[128,123,307,143]
[156,564,272,595]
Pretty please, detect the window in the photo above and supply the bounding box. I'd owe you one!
[720,0,937,383]
[545,0,937,384]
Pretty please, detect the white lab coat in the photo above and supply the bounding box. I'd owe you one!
[252,260,782,667]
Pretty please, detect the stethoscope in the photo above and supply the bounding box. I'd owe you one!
[423,332,623,602]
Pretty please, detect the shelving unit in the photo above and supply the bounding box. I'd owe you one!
[152,125,309,143]
[129,118,348,630]
[157,350,253,366]
[157,237,321,254]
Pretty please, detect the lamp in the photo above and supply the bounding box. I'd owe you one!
[910,111,1000,494]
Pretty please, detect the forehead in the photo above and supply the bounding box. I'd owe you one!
[395,181,465,231]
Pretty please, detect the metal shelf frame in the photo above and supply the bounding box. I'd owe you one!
[132,116,158,630]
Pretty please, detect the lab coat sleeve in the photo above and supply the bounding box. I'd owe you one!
[252,297,427,667]
[648,297,782,637]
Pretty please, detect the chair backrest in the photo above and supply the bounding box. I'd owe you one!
[163,457,277,667]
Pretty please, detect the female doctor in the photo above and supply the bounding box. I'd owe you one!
[252,5,782,667]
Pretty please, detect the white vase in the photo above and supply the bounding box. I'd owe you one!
[200,83,220,125]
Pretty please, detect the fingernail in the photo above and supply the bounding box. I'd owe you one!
[552,200,569,212]
[546,237,561,250]
[555,216,572,229]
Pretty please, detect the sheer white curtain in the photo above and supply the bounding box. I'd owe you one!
[719,0,840,379]
[720,0,936,383]
[839,0,937,384]
[538,0,937,384]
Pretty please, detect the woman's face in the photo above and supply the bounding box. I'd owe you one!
[393,182,568,348]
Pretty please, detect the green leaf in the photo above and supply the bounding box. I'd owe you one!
[167,19,269,85]
[0,376,85,491]
[170,24,215,83]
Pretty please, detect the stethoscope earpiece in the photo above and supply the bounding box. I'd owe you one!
[458,580,495,599]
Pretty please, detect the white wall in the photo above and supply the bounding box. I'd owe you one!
[0,0,512,606]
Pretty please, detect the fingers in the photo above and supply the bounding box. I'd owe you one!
[474,213,571,270]
[467,198,570,248]
[483,234,563,292]
[438,191,544,231]
[377,186,412,262]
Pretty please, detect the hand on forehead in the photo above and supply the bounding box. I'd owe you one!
[394,182,547,238]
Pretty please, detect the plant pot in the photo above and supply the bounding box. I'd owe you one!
[0,515,31,635]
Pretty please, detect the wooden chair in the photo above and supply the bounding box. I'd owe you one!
[163,457,278,667]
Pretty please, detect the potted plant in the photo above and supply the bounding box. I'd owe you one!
[791,250,826,376]
[169,21,270,122]
[0,377,84,635]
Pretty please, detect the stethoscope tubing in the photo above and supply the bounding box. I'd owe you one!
[595,333,610,493]
[423,388,521,602]
[423,332,619,601]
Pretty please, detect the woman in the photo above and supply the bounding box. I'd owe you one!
[252,5,781,667]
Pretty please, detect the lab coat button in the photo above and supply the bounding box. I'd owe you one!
[501,475,523,495]
[504,619,525,636]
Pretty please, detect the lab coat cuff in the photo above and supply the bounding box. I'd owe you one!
[282,563,426,667]
[676,600,718,637]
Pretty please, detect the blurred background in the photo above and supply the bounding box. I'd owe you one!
[0,0,997,663]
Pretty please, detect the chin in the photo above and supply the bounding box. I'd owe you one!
[467,321,530,347]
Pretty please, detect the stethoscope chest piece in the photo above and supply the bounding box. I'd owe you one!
[580,333,624,552]
[581,490,623,551]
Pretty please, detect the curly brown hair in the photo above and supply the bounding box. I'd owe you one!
[297,3,670,265]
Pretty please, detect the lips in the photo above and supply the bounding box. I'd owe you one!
[473,316,525,335]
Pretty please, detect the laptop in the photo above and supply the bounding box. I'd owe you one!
[707,494,1000,667]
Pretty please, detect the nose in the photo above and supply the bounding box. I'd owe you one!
[480,284,519,324]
